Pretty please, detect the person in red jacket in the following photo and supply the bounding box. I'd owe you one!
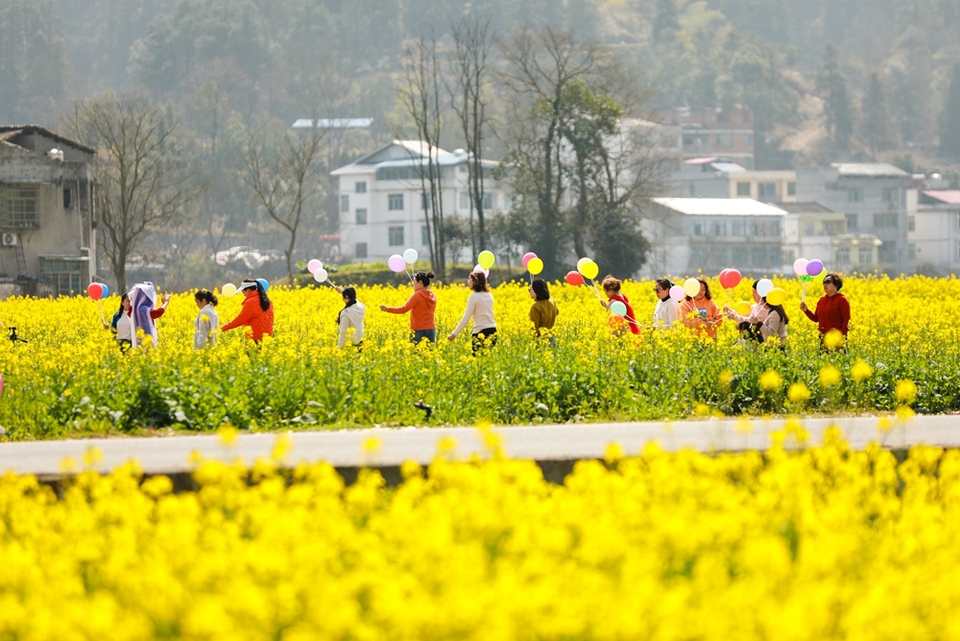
[222,279,274,342]
[380,270,437,344]
[601,276,639,335]
[800,272,850,349]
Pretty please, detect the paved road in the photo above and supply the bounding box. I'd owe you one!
[1,414,957,479]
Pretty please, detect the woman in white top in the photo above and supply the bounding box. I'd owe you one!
[336,286,365,349]
[760,298,789,348]
[193,289,220,349]
[652,278,680,329]
[107,293,134,352]
[448,270,497,354]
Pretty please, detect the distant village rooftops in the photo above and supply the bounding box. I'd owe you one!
[0,125,95,155]
[652,197,786,217]
[776,202,834,214]
[920,190,960,205]
[831,162,909,178]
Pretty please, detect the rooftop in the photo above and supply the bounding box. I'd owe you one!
[0,125,96,155]
[292,118,374,129]
[832,163,909,178]
[776,202,835,214]
[652,198,786,217]
[920,190,960,205]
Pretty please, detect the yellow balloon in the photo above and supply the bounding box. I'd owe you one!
[478,250,496,269]
[527,257,544,275]
[221,283,237,298]
[735,301,751,316]
[766,287,787,306]
[580,260,599,280]
[683,277,701,298]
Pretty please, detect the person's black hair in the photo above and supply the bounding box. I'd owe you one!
[655,279,672,300]
[823,273,843,291]
[762,297,790,324]
[752,280,759,290]
[415,271,435,287]
[195,289,218,307]
[531,278,550,301]
[337,286,358,325]
[254,280,270,311]
[117,292,129,314]
[684,278,712,301]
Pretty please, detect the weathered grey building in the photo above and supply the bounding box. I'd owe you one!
[0,125,97,298]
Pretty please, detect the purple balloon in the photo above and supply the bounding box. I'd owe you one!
[806,259,824,276]
[388,254,407,273]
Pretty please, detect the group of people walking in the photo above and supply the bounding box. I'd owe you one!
[106,269,850,353]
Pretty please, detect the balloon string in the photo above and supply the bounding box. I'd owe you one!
[97,300,105,326]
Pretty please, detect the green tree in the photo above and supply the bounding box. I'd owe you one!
[939,63,960,160]
[861,72,895,159]
[653,0,679,44]
[816,42,855,148]
[0,0,68,123]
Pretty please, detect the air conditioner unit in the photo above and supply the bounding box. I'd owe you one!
[2,233,18,247]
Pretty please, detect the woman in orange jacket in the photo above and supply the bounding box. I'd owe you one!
[380,270,437,344]
[222,279,274,341]
[680,278,723,339]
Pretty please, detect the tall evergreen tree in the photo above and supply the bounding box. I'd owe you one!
[939,63,960,160]
[861,72,894,159]
[816,42,855,148]
[652,0,680,44]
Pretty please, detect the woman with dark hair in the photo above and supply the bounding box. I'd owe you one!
[800,272,850,348]
[652,278,680,329]
[222,279,274,341]
[601,276,639,334]
[680,277,722,339]
[380,271,437,344]
[529,278,559,340]
[337,286,365,349]
[760,296,789,348]
[724,280,769,343]
[448,270,497,353]
[193,289,219,349]
[105,293,134,352]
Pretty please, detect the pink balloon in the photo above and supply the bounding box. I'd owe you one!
[522,252,538,269]
[307,259,322,274]
[669,285,685,302]
[473,264,490,277]
[86,283,104,300]
[388,255,407,273]
[565,271,584,286]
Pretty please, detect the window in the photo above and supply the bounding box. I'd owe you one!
[731,221,744,236]
[750,247,766,267]
[882,187,898,203]
[859,247,873,264]
[1,184,40,228]
[460,192,470,209]
[422,225,430,246]
[63,188,72,209]
[355,181,367,194]
[787,182,796,196]
[758,182,777,201]
[909,243,917,260]
[768,220,780,236]
[376,166,420,181]
[483,192,494,210]
[41,258,83,296]
[340,195,349,212]
[824,222,837,234]
[421,193,431,210]
[716,133,732,147]
[711,220,726,236]
[836,247,850,263]
[388,194,403,211]
[878,242,897,263]
[846,213,858,230]
[355,208,367,225]
[908,216,915,231]
[355,243,367,259]
[692,221,706,235]
[736,182,750,196]
[805,223,815,236]
[848,188,864,202]
[957,212,960,231]
[389,226,404,246]
[458,165,467,174]
[688,183,696,196]
[873,213,898,228]
[742,134,752,146]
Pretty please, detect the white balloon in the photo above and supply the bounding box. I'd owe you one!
[314,268,328,282]
[403,248,419,264]
[756,278,774,297]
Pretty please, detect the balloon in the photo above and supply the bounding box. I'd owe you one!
[313,268,328,283]
[565,271,584,286]
[608,315,626,329]
[669,285,685,302]
[522,252,538,269]
[683,277,701,298]
[403,248,419,264]
[527,257,544,275]
[307,259,322,274]
[478,250,495,269]
[473,265,490,277]
[806,259,824,276]
[719,268,741,289]
[221,283,237,297]
[576,257,591,273]
[610,300,627,316]
[756,278,774,297]
[812,269,827,283]
[388,254,406,273]
[793,258,808,276]
[86,283,103,300]
[735,301,752,316]
[256,278,269,292]
[766,287,787,306]
[100,284,110,298]
[579,260,599,280]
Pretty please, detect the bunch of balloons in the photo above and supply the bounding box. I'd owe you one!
[387,248,420,278]
[85,283,110,300]
[521,252,542,277]
[718,268,742,290]
[307,258,330,284]
[793,257,825,301]
[473,250,496,277]
[756,278,787,306]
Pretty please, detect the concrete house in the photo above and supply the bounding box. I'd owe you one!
[910,188,960,273]
[331,140,504,263]
[796,163,910,272]
[0,126,98,298]
[652,107,756,169]
[669,158,797,202]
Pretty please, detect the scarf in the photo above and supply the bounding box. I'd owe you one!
[129,282,158,348]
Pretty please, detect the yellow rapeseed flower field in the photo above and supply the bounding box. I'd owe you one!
[0,274,956,438]
[1,431,960,639]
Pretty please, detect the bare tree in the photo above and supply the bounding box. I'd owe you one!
[448,15,495,255]
[66,93,202,294]
[238,119,327,280]
[399,31,447,276]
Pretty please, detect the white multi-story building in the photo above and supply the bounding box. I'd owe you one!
[331,140,503,263]
[911,188,960,273]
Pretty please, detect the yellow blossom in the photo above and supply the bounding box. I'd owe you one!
[823,328,846,349]
[852,360,874,383]
[759,369,783,392]
[787,382,811,404]
[819,364,841,388]
[896,379,918,405]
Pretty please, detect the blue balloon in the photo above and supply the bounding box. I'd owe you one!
[256,278,269,292]
[100,284,110,297]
